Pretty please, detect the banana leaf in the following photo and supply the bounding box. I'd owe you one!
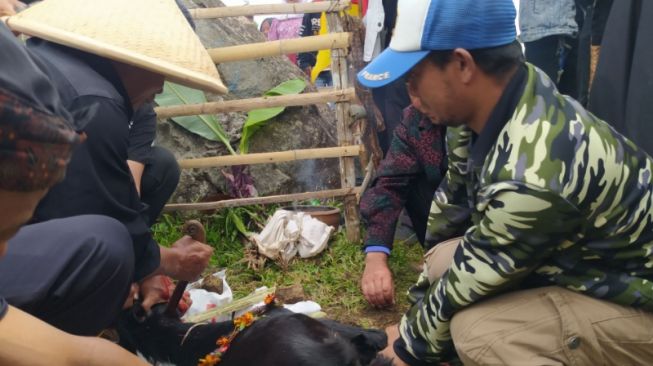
[239,79,307,154]
[155,82,236,155]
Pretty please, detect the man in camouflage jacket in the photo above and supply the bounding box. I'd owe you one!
[358,0,653,365]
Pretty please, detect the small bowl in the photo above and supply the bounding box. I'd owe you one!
[281,205,341,229]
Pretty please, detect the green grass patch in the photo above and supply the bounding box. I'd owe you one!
[153,206,424,328]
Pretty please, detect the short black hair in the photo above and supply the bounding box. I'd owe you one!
[427,40,524,79]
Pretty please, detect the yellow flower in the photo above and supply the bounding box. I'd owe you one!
[198,353,220,366]
[217,336,230,347]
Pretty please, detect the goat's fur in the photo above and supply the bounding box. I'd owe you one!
[117,304,393,366]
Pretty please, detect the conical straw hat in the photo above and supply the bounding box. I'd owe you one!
[5,0,227,94]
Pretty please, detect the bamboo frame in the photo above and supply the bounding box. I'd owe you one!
[189,1,351,19]
[179,146,361,169]
[164,187,360,212]
[327,12,360,242]
[154,88,355,119]
[208,33,350,63]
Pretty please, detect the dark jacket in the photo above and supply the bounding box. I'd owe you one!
[589,0,653,156]
[27,40,160,281]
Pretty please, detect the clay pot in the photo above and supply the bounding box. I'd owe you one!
[281,205,341,229]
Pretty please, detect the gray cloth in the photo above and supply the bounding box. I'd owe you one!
[519,0,578,42]
[0,216,134,335]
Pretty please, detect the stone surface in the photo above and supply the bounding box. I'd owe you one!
[157,0,341,204]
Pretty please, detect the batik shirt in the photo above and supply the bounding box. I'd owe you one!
[395,63,653,364]
[360,106,446,253]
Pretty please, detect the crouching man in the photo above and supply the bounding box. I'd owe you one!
[358,0,653,365]
[0,20,148,365]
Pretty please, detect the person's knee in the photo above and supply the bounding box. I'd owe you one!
[151,146,180,189]
[77,215,134,284]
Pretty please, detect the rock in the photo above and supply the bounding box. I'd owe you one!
[157,0,341,204]
[276,284,306,304]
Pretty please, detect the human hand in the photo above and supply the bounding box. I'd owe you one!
[163,235,213,282]
[378,324,409,366]
[0,0,25,16]
[361,252,395,307]
[139,275,192,314]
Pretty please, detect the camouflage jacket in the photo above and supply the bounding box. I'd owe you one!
[395,64,653,364]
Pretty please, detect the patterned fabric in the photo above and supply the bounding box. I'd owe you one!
[0,87,82,191]
[396,63,653,363]
[267,17,303,65]
[360,106,446,251]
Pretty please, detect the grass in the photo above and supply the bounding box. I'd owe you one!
[152,205,424,328]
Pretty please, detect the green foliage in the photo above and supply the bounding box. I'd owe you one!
[239,79,307,154]
[152,202,424,328]
[155,82,236,155]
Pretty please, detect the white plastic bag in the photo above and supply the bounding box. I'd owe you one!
[182,270,233,320]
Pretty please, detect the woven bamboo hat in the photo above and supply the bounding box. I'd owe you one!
[4,0,227,94]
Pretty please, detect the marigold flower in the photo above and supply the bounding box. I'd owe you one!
[198,353,220,366]
[217,337,230,347]
[234,312,255,328]
[264,294,276,305]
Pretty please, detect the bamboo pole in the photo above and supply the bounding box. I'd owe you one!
[208,33,349,63]
[179,146,361,169]
[185,287,276,323]
[164,187,360,212]
[155,88,355,119]
[328,12,360,243]
[357,160,375,204]
[189,1,350,19]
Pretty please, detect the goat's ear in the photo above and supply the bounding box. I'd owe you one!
[350,332,387,351]
[350,334,381,365]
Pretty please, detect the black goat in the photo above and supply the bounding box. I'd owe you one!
[117,304,393,366]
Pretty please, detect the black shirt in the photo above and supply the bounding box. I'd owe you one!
[27,40,160,281]
[0,297,6,320]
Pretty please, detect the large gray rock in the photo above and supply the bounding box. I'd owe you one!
[157,0,341,203]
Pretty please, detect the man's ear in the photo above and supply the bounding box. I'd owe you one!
[452,48,476,84]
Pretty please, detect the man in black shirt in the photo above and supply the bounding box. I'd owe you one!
[0,0,225,332]
[0,14,149,364]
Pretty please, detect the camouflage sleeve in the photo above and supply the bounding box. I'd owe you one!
[396,182,583,363]
[425,127,473,246]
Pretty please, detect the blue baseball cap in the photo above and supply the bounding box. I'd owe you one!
[357,0,517,88]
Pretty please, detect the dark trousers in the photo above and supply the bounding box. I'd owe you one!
[524,0,593,105]
[404,174,438,247]
[0,215,134,335]
[141,146,180,226]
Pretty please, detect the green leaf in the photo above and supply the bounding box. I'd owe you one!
[239,79,307,154]
[155,82,236,155]
[264,79,307,96]
[228,209,250,236]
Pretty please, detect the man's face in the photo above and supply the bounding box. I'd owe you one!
[0,189,48,256]
[113,62,165,109]
[406,57,469,128]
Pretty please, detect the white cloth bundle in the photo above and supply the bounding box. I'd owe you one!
[253,209,334,262]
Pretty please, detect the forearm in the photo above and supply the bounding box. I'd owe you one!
[0,306,147,366]
[127,160,144,196]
